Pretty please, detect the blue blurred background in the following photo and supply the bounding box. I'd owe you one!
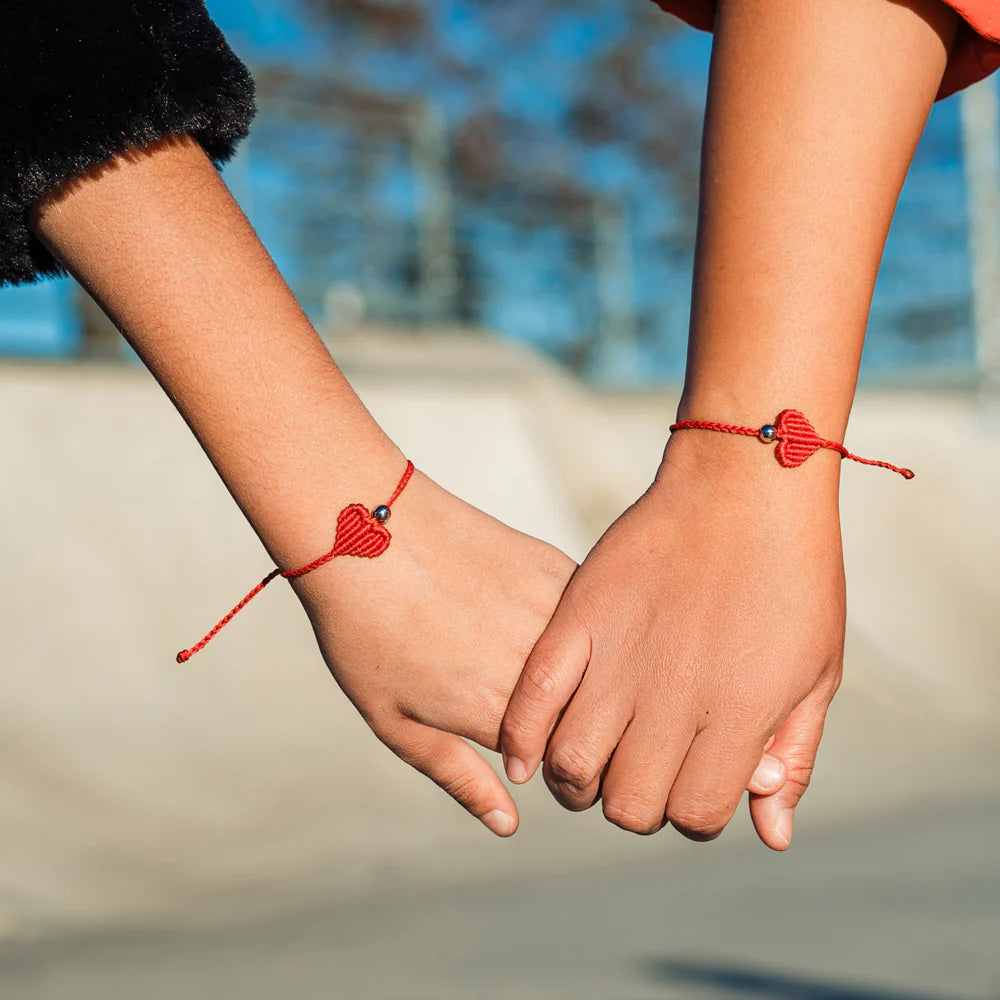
[2,5,998,998]
[0,0,984,384]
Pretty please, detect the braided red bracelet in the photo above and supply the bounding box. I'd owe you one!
[669,409,914,479]
[176,460,415,663]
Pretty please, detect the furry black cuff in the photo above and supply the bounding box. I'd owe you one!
[1,0,256,286]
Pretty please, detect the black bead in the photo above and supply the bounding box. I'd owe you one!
[373,505,391,524]
[759,424,777,443]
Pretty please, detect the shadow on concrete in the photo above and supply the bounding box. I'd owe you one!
[643,958,982,1000]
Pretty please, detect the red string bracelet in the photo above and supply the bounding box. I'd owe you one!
[176,460,416,663]
[669,409,914,479]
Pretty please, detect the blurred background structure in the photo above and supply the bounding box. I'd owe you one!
[3,0,997,386]
[1,2,998,998]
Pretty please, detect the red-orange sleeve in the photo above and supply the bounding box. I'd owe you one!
[651,0,1000,100]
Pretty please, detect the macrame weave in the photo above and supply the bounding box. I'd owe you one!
[669,409,914,479]
[176,460,415,663]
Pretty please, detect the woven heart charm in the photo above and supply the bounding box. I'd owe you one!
[773,408,827,468]
[668,416,913,480]
[331,503,392,558]
[176,460,415,663]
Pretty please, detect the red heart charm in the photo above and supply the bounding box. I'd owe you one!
[331,503,391,558]
[773,408,826,468]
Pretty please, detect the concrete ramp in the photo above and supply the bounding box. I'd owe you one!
[1,339,997,940]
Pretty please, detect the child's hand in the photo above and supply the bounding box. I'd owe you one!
[290,468,576,838]
[500,431,845,850]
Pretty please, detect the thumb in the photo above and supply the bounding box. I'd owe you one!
[749,686,831,851]
[393,720,520,837]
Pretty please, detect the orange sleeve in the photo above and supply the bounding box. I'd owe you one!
[651,0,1000,99]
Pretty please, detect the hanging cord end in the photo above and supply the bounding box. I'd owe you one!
[670,412,914,480]
[174,461,416,663]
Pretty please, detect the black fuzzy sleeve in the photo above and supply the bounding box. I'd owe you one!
[1,1,256,286]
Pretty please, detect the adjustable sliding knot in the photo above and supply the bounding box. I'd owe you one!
[669,409,914,480]
[176,460,415,663]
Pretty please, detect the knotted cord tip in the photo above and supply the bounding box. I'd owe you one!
[173,459,416,662]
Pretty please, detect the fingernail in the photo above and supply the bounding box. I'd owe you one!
[776,808,794,849]
[752,755,785,791]
[481,809,516,837]
[504,756,528,783]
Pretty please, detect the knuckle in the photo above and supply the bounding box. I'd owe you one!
[521,653,561,701]
[784,760,815,800]
[439,769,482,808]
[545,781,597,812]
[545,743,598,793]
[602,797,663,836]
[666,800,729,841]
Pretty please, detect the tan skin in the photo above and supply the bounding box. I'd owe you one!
[501,0,958,848]
[28,139,579,838]
[29,134,785,842]
[28,0,953,851]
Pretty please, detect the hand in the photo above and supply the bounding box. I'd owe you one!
[25,135,577,839]
[290,466,576,837]
[500,430,844,849]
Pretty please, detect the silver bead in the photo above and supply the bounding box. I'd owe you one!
[373,505,391,524]
[759,424,777,443]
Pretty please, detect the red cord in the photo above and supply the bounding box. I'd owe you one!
[669,409,914,480]
[176,460,415,663]
[383,460,415,506]
[669,419,760,437]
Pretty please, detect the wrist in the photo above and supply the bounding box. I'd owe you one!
[655,416,842,508]
[676,386,854,444]
[250,426,408,573]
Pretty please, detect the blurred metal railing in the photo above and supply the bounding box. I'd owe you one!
[3,59,995,392]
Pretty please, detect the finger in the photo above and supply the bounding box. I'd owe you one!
[665,723,772,843]
[500,612,591,785]
[747,753,787,795]
[749,686,831,851]
[542,673,633,812]
[600,714,696,835]
[393,720,519,837]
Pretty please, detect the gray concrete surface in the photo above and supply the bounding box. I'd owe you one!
[1,793,997,999]
[2,339,998,971]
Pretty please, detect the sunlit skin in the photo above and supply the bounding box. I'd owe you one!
[501,0,958,848]
[26,0,954,851]
[28,128,789,840]
[28,137,583,837]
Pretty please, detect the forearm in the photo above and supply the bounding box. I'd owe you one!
[27,134,579,838]
[502,0,962,848]
[679,0,957,446]
[29,135,402,569]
